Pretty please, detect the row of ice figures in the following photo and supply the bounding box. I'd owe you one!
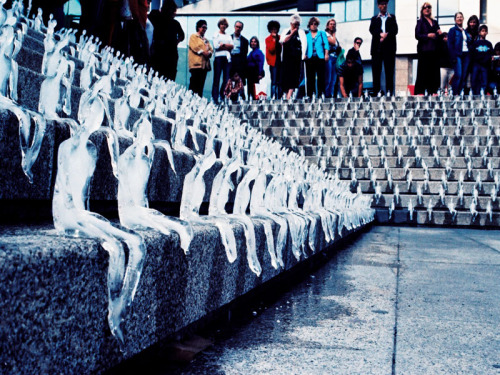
[238,88,500,119]
[0,6,373,351]
[245,101,500,134]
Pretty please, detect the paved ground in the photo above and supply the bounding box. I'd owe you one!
[156,226,500,374]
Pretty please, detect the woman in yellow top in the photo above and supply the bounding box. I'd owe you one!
[188,20,214,97]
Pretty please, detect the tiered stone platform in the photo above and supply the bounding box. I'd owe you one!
[0,18,372,374]
[231,96,500,227]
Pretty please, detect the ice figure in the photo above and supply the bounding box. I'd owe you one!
[0,15,46,182]
[117,101,194,253]
[249,169,287,268]
[113,83,134,138]
[33,8,43,32]
[0,15,24,101]
[179,150,217,219]
[207,155,241,263]
[79,43,97,90]
[39,28,75,119]
[232,167,263,275]
[52,85,146,349]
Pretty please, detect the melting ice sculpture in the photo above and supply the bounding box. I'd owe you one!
[117,100,194,252]
[0,14,46,182]
[39,26,75,119]
[52,84,145,349]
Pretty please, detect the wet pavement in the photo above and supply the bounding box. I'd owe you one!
[148,227,500,374]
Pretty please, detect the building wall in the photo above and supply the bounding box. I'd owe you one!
[175,0,500,97]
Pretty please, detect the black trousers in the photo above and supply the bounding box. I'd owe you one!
[372,51,395,95]
[415,51,440,95]
[189,69,208,97]
[305,56,326,97]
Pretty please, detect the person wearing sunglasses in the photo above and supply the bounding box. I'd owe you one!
[369,0,398,96]
[347,37,364,67]
[414,2,442,95]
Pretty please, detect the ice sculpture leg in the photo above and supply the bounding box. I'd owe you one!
[0,96,46,182]
[212,217,238,263]
[121,207,193,254]
[254,217,278,269]
[235,215,261,276]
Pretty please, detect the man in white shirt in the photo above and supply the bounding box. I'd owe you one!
[369,0,398,96]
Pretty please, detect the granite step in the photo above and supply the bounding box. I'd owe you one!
[0,214,365,374]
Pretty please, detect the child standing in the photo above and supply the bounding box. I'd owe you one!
[471,24,493,95]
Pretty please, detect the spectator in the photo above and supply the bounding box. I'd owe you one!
[188,20,213,97]
[338,50,363,98]
[414,2,442,95]
[117,0,150,65]
[490,43,500,94]
[448,12,472,94]
[211,17,233,104]
[347,37,363,67]
[149,0,185,81]
[471,25,493,95]
[325,18,340,98]
[439,32,454,94]
[280,14,307,100]
[466,15,480,42]
[304,17,329,98]
[369,0,398,96]
[224,70,245,102]
[80,0,105,38]
[265,20,282,99]
[246,36,265,99]
[230,21,249,99]
[464,15,480,91]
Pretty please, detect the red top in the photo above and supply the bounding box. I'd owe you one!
[129,0,149,29]
[265,34,281,67]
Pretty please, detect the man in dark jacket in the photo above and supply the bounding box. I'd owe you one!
[369,0,398,96]
[149,0,185,81]
[230,21,249,99]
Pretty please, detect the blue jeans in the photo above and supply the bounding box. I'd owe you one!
[269,65,282,99]
[325,53,338,98]
[472,64,488,95]
[212,56,230,103]
[452,52,470,94]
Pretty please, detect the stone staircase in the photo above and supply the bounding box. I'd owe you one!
[230,96,500,227]
[0,10,372,374]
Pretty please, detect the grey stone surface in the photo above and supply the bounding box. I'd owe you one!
[0,214,352,374]
[159,226,500,375]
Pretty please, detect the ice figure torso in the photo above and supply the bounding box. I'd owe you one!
[117,103,193,253]
[39,30,75,119]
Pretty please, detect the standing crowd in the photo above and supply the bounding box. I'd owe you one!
[31,0,500,100]
[415,2,500,96]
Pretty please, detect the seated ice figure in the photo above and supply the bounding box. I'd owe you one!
[39,29,75,119]
[52,85,145,349]
[117,100,194,253]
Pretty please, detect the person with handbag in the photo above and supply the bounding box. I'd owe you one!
[188,20,213,97]
[246,36,265,100]
[304,17,329,98]
[280,14,307,100]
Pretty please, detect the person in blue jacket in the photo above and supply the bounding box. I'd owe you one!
[448,12,472,94]
[246,36,265,99]
[471,24,493,95]
[305,16,329,97]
